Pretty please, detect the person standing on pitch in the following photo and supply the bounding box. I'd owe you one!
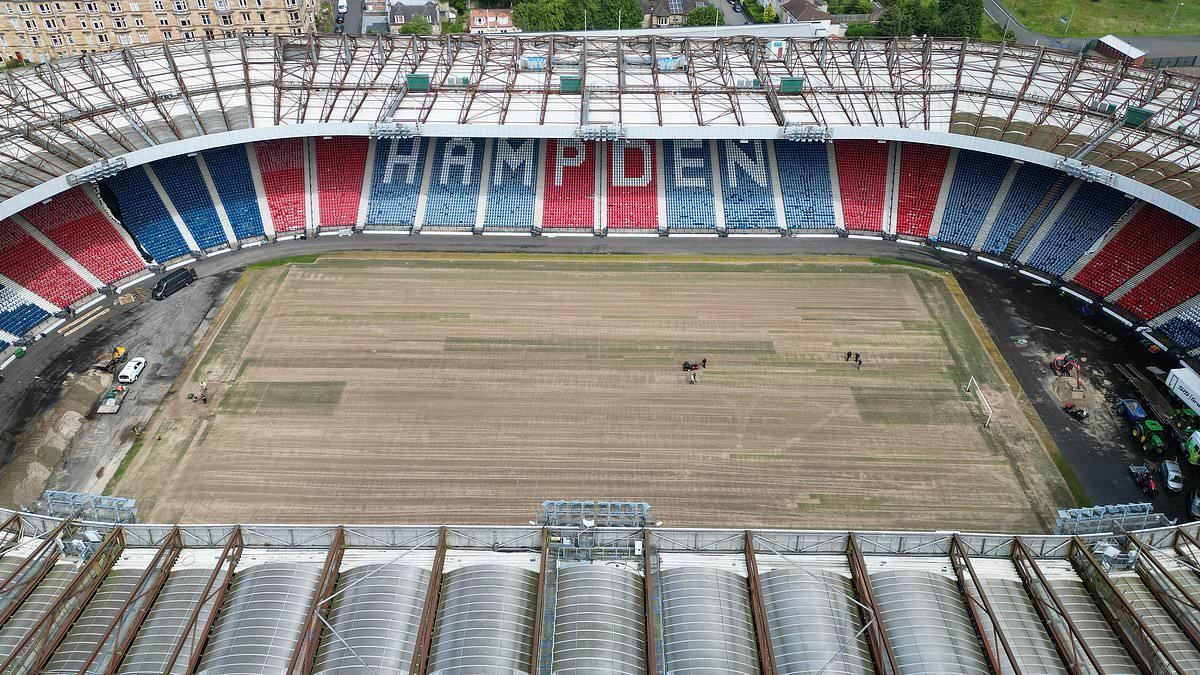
[690,372,697,385]
[845,351,852,362]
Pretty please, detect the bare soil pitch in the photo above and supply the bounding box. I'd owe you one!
[107,254,1074,530]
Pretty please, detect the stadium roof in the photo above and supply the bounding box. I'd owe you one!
[1,34,1199,225]
[2,509,1200,672]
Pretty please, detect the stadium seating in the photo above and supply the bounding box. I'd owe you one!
[607,140,658,230]
[774,141,836,230]
[315,136,368,228]
[542,139,596,229]
[20,187,146,284]
[0,218,93,306]
[1161,312,1200,351]
[1072,206,1194,296]
[423,137,484,228]
[202,145,266,240]
[896,143,950,238]
[0,283,50,338]
[367,137,427,227]
[662,139,718,231]
[717,140,777,229]
[484,138,538,231]
[1118,240,1200,320]
[834,140,888,232]
[981,162,1061,255]
[1024,182,1132,277]
[103,167,192,262]
[150,155,229,250]
[937,151,1009,248]
[254,139,307,233]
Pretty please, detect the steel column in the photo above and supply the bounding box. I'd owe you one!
[530,528,549,674]
[286,527,346,675]
[0,526,126,673]
[162,526,243,674]
[0,517,73,629]
[1127,533,1200,651]
[407,526,447,675]
[846,533,898,675]
[743,531,777,675]
[78,526,183,675]
[949,534,1025,674]
[1010,538,1106,675]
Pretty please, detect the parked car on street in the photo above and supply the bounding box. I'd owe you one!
[1162,459,1185,492]
[117,357,147,384]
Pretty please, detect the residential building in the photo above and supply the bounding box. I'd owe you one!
[778,0,832,23]
[468,7,514,34]
[642,0,706,28]
[0,0,318,64]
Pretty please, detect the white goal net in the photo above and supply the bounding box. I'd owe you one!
[964,376,994,428]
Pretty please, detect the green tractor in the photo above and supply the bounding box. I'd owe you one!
[1172,407,1199,431]
[1132,419,1168,454]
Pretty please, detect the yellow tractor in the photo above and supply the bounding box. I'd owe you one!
[93,346,128,373]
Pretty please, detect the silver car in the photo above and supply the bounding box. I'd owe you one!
[1162,459,1185,493]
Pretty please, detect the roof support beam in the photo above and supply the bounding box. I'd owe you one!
[530,528,550,674]
[846,533,897,675]
[1127,533,1200,650]
[79,526,183,675]
[1010,538,1106,675]
[0,517,73,629]
[0,526,126,673]
[949,534,1025,675]
[0,513,23,556]
[743,531,777,675]
[287,527,346,675]
[162,526,243,674]
[407,526,447,675]
[1068,536,1186,674]
[643,528,665,674]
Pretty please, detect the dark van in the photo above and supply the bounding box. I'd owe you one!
[152,267,198,300]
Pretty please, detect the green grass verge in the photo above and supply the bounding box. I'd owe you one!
[247,253,322,270]
[1002,0,1200,37]
[220,381,346,415]
[103,435,145,495]
[1051,451,1092,507]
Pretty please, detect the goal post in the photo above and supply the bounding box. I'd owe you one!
[964,376,994,428]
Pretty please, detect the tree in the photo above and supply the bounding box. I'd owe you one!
[937,0,982,37]
[399,14,433,34]
[685,5,725,26]
[513,0,567,31]
[762,3,776,22]
[441,18,464,33]
[876,0,938,36]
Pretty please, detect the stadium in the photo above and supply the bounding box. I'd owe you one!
[0,30,1198,673]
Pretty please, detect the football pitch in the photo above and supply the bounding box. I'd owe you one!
[107,253,1074,531]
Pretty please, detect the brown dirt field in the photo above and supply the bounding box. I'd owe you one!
[107,254,1074,531]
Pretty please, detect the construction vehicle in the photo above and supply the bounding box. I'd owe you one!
[1172,407,1199,431]
[92,347,127,373]
[1184,430,1200,466]
[1052,354,1085,390]
[1129,464,1160,497]
[1132,419,1168,453]
[1063,403,1089,421]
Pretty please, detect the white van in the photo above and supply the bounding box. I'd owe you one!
[117,357,147,384]
[337,0,347,13]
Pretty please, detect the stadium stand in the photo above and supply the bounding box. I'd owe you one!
[716,140,777,229]
[980,163,1060,255]
[937,151,1009,248]
[0,218,92,307]
[202,145,266,240]
[484,138,538,231]
[315,136,368,228]
[102,167,192,262]
[423,137,485,229]
[1024,182,1133,276]
[1162,311,1200,350]
[1072,206,1194,296]
[0,283,50,338]
[367,138,427,228]
[542,139,596,230]
[607,140,658,230]
[149,155,229,250]
[1118,240,1200,320]
[662,139,718,231]
[896,143,950,238]
[20,187,145,284]
[774,141,836,230]
[834,140,888,232]
[255,139,307,233]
